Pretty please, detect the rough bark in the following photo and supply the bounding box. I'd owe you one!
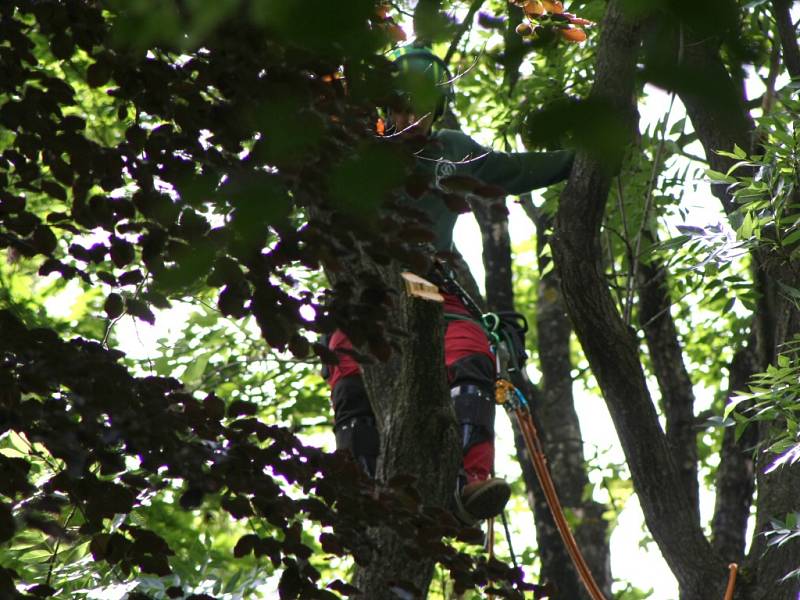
[320,233,461,597]
[473,202,515,312]
[771,0,800,80]
[743,272,800,600]
[669,29,756,216]
[472,201,612,599]
[637,243,699,524]
[353,266,462,598]
[551,3,728,597]
[710,338,759,564]
[670,24,800,599]
[747,449,800,600]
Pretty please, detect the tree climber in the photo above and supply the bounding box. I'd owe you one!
[324,43,573,524]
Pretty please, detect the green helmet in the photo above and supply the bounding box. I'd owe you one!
[386,45,452,120]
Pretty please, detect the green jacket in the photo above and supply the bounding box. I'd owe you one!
[407,128,573,251]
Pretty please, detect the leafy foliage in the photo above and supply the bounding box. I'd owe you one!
[0,1,543,598]
[2,0,800,597]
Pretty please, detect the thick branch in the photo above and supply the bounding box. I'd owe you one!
[472,201,515,311]
[710,337,758,563]
[551,3,726,596]
[771,0,800,80]
[472,201,612,598]
[671,29,757,215]
[637,241,699,524]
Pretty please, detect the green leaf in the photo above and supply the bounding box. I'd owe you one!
[781,228,800,247]
[706,169,737,184]
[182,352,212,387]
[739,211,754,239]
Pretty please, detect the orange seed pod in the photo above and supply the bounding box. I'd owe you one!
[567,15,594,26]
[542,0,564,13]
[524,0,546,16]
[560,27,587,42]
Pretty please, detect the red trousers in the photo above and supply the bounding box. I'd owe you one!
[327,292,495,483]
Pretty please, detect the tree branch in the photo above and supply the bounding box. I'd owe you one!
[551,3,727,596]
[672,29,757,215]
[710,336,758,563]
[443,0,486,67]
[771,0,800,80]
[637,231,700,525]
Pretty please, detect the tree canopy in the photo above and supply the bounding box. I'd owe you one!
[1,1,800,599]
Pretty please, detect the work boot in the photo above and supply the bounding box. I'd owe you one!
[454,477,511,525]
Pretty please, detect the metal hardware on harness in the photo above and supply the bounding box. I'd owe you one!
[495,378,515,406]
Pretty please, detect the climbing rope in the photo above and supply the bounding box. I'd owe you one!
[499,509,519,570]
[723,563,738,600]
[432,263,736,600]
[497,380,608,600]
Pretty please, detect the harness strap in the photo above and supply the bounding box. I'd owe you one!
[450,384,490,398]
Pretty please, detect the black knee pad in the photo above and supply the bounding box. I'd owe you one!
[332,375,374,427]
[451,384,495,453]
[332,376,379,477]
[335,416,379,477]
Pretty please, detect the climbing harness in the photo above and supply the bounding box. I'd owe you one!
[426,263,736,600]
[432,259,608,600]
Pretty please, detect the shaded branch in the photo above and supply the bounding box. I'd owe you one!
[443,0,486,66]
[710,337,758,563]
[771,0,800,80]
[551,3,726,596]
[672,29,757,215]
[637,231,700,525]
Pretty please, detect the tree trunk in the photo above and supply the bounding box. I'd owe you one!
[322,247,461,598]
[551,3,728,597]
[352,266,462,598]
[671,24,800,599]
[472,200,612,598]
[636,237,699,523]
[743,278,800,600]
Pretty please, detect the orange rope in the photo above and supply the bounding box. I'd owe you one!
[723,563,738,600]
[514,408,608,600]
